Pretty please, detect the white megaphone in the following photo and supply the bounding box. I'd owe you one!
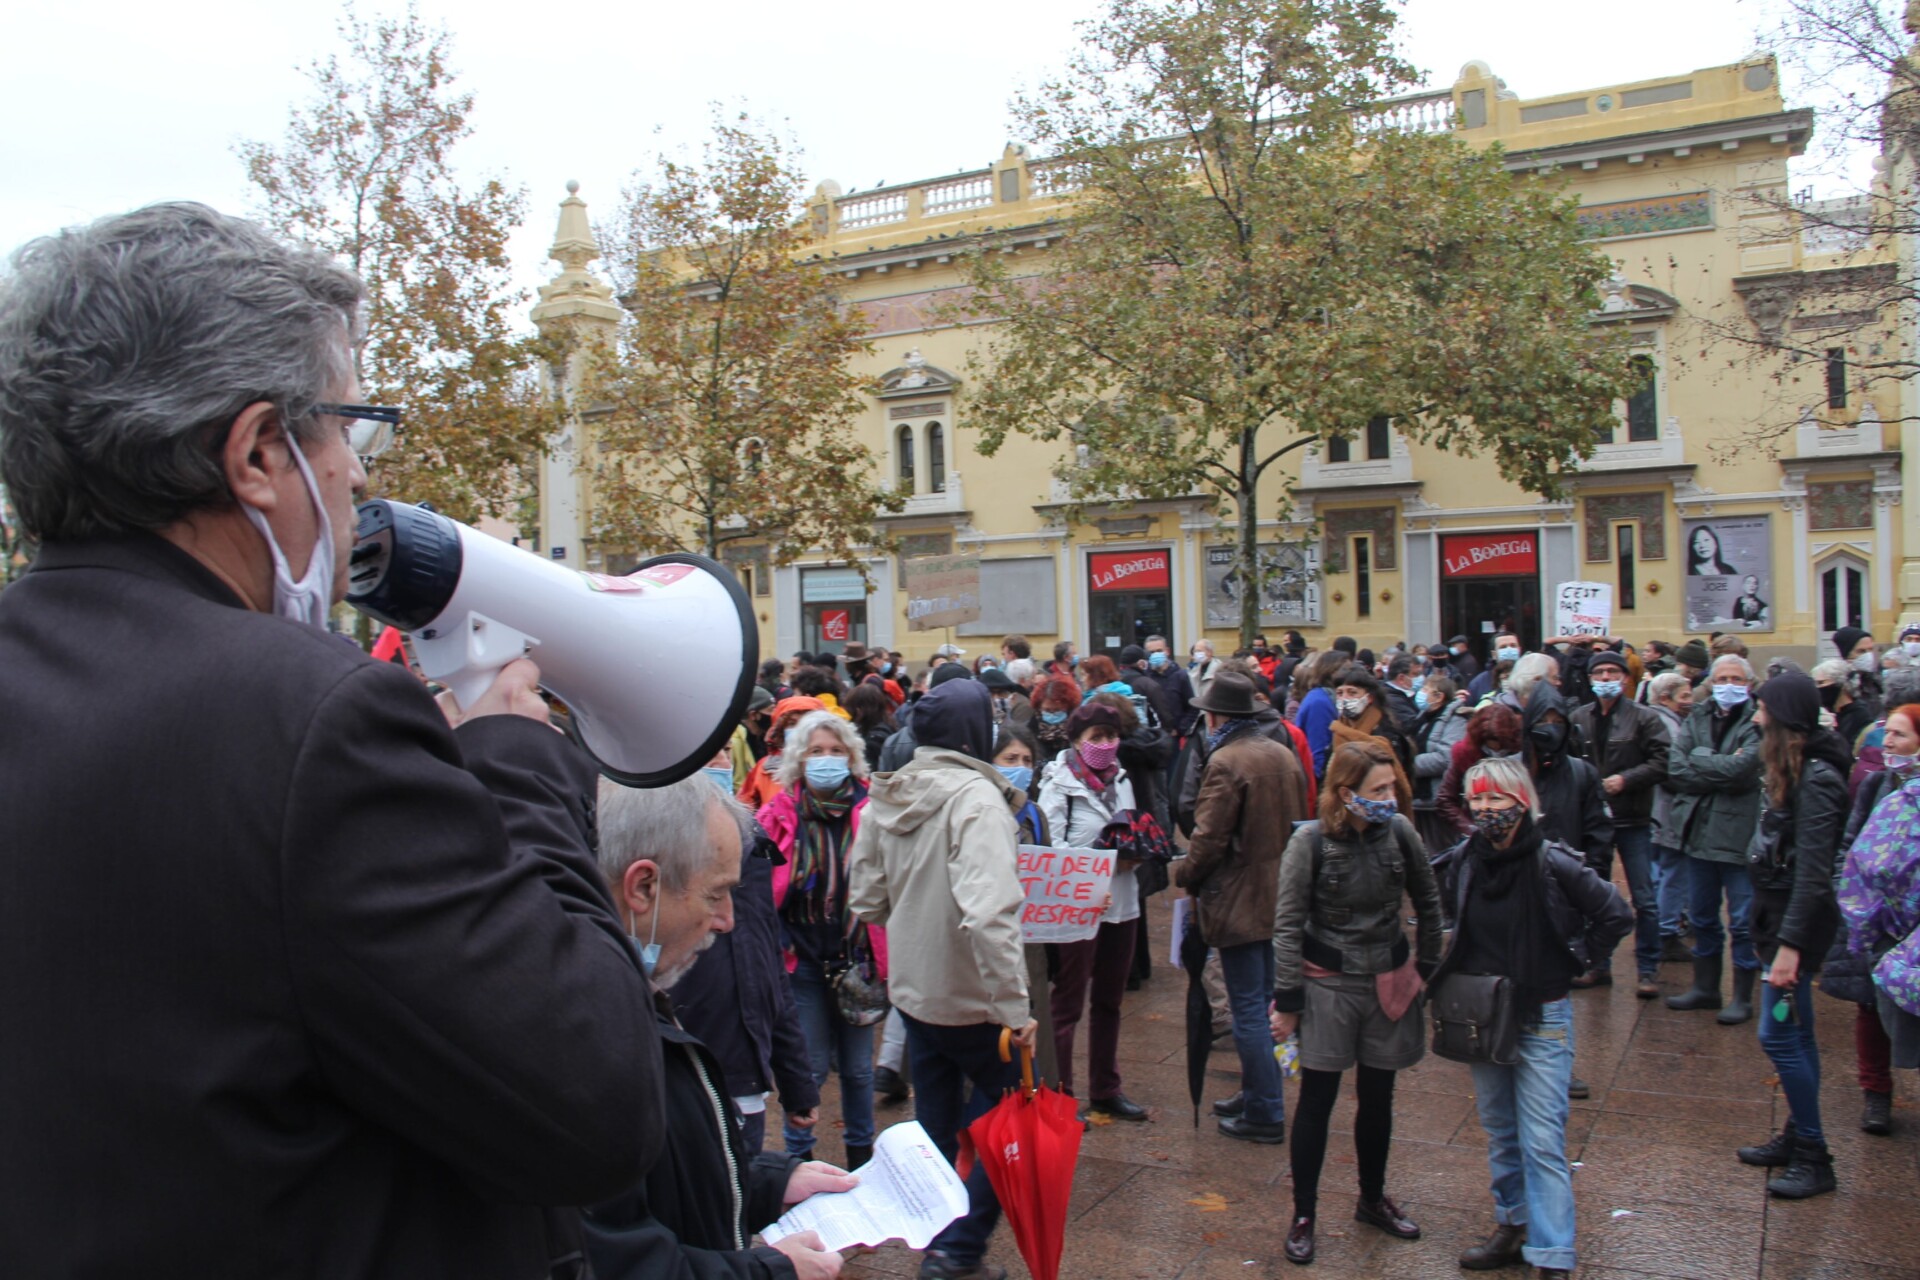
[347,499,758,787]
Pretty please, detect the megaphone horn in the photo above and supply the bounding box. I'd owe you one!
[347,499,759,788]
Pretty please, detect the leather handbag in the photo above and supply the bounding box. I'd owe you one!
[829,921,890,1027]
[1428,972,1520,1065]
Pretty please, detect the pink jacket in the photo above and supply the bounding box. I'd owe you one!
[757,787,889,979]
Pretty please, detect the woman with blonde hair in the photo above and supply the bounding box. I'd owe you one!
[1432,757,1629,1278]
[756,710,887,1168]
[1269,741,1441,1264]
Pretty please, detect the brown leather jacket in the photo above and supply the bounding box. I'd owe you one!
[1175,729,1312,948]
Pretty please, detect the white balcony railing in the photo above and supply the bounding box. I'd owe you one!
[838,192,908,230]
[924,175,993,215]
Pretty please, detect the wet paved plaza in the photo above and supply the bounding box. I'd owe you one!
[771,889,1920,1279]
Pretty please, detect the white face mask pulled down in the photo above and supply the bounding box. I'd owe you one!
[240,432,335,630]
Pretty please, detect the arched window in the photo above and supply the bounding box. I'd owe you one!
[1626,355,1658,441]
[896,425,915,492]
[928,422,946,493]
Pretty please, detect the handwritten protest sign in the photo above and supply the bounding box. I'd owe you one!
[1553,581,1613,639]
[1017,845,1114,944]
[903,554,981,631]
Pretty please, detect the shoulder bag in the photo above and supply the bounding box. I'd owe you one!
[1428,972,1519,1066]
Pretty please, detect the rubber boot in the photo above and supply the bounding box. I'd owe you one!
[1737,1120,1796,1167]
[1665,953,1723,1011]
[1718,965,1755,1025]
[844,1143,874,1170]
[1767,1136,1837,1199]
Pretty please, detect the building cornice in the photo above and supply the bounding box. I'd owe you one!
[1495,108,1813,172]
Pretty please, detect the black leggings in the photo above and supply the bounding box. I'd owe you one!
[1290,1064,1396,1219]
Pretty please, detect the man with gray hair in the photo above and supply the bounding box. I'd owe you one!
[0,203,663,1276]
[584,776,855,1280]
[1664,654,1766,1022]
[1645,671,1696,959]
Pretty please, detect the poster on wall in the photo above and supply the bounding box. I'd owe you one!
[1681,516,1774,633]
[903,553,982,631]
[1203,544,1323,626]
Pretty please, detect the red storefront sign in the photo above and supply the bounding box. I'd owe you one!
[1441,533,1538,579]
[821,609,851,641]
[1089,550,1171,593]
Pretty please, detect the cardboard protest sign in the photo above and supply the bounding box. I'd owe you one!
[903,554,981,631]
[1016,845,1114,944]
[1553,581,1613,638]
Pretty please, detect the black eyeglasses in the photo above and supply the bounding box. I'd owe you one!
[315,403,403,459]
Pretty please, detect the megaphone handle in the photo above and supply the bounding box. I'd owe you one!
[996,1026,1036,1098]
[444,669,499,714]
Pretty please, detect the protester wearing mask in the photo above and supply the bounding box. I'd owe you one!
[979,666,1034,730]
[1143,633,1198,737]
[0,204,668,1277]
[1446,635,1482,684]
[586,776,856,1280]
[1381,654,1421,731]
[1734,673,1850,1199]
[1645,673,1698,961]
[1412,674,1474,856]
[740,697,830,808]
[1037,703,1148,1120]
[1899,624,1920,664]
[1030,673,1083,767]
[1249,635,1279,681]
[877,664,975,772]
[992,725,1049,844]
[1569,651,1673,998]
[848,679,1034,1280]
[1295,650,1348,778]
[1468,633,1523,702]
[1189,639,1224,702]
[673,751,821,1156]
[1269,742,1441,1264]
[1813,658,1875,750]
[1665,656,1767,1022]
[1115,645,1180,734]
[1436,704,1525,838]
[1329,665,1416,793]
[757,713,885,1171]
[1432,760,1632,1280]
[1178,672,1312,1144]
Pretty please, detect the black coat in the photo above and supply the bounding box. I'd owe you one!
[1569,696,1672,828]
[585,1006,804,1279]
[1749,736,1851,967]
[1523,682,1615,867]
[0,535,663,1278]
[1120,667,1180,734]
[1431,837,1634,983]
[671,826,820,1114]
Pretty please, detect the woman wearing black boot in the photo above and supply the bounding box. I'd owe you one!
[1268,742,1444,1264]
[1734,672,1849,1199]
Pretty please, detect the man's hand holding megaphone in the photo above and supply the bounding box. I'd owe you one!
[433,657,551,731]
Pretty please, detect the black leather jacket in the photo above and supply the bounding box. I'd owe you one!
[1748,737,1850,964]
[1431,837,1633,983]
[1271,816,1444,1012]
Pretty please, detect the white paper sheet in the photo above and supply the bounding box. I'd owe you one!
[1170,896,1190,967]
[760,1121,969,1252]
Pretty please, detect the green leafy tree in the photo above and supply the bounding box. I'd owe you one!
[238,1,553,525]
[585,112,899,569]
[961,0,1635,645]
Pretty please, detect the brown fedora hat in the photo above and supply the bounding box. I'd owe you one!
[1191,670,1258,717]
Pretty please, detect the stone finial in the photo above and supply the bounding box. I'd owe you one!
[531,181,620,330]
[1601,268,1630,313]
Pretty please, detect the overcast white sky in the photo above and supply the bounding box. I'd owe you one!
[2,0,1827,311]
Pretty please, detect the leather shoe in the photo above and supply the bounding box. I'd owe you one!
[1283,1216,1314,1264]
[1353,1194,1419,1240]
[1088,1094,1148,1122]
[1217,1115,1286,1144]
[1211,1091,1245,1118]
[918,1253,1006,1280]
[1569,968,1612,989]
[1458,1223,1527,1270]
[1635,974,1661,1000]
[1567,1077,1591,1100]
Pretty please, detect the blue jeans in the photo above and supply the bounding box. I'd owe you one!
[902,1013,1022,1267]
[1686,857,1759,971]
[1469,999,1577,1272]
[1217,940,1285,1126]
[1760,979,1824,1143]
[1655,842,1689,936]
[1592,825,1660,977]
[783,958,875,1156]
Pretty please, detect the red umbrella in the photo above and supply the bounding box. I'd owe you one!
[961,1029,1083,1280]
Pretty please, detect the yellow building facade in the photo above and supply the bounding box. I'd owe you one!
[536,56,1916,669]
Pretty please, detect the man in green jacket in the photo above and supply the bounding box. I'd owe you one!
[1664,655,1765,1023]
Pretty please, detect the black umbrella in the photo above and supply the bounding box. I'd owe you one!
[1179,900,1212,1128]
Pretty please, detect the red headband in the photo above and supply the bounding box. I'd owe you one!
[1468,776,1511,798]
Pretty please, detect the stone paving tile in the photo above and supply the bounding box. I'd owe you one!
[835,892,1920,1279]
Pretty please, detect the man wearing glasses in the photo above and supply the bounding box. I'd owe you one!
[0,204,663,1277]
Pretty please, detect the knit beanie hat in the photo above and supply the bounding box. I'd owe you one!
[1833,627,1872,661]
[1757,670,1819,734]
[1674,640,1711,670]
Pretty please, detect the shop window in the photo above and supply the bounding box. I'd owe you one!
[1626,356,1658,441]
[1616,523,1636,610]
[928,422,946,493]
[1365,415,1391,461]
[896,425,915,492]
[1827,348,1849,410]
[1354,535,1372,618]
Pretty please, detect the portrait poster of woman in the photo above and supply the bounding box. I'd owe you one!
[1682,516,1774,632]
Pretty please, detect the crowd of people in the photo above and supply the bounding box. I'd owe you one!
[9,203,1920,1280]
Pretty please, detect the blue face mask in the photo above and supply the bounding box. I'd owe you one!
[701,766,735,794]
[1414,689,1430,712]
[1711,683,1751,709]
[804,755,852,790]
[1591,680,1623,702]
[995,764,1033,792]
[1496,646,1520,662]
[879,662,893,676]
[1148,651,1168,669]
[630,908,661,982]
[1411,673,1427,693]
[1345,793,1399,824]
[1041,709,1069,725]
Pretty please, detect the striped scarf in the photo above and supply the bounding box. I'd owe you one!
[788,779,862,925]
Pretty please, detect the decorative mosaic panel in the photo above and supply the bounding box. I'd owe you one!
[1576,193,1711,241]
[1321,506,1398,573]
[1583,492,1667,562]
[721,543,772,596]
[1809,480,1874,531]
[895,532,954,587]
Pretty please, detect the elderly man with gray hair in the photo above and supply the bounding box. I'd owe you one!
[0,202,662,1277]
[1664,654,1766,1023]
[584,774,857,1280]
